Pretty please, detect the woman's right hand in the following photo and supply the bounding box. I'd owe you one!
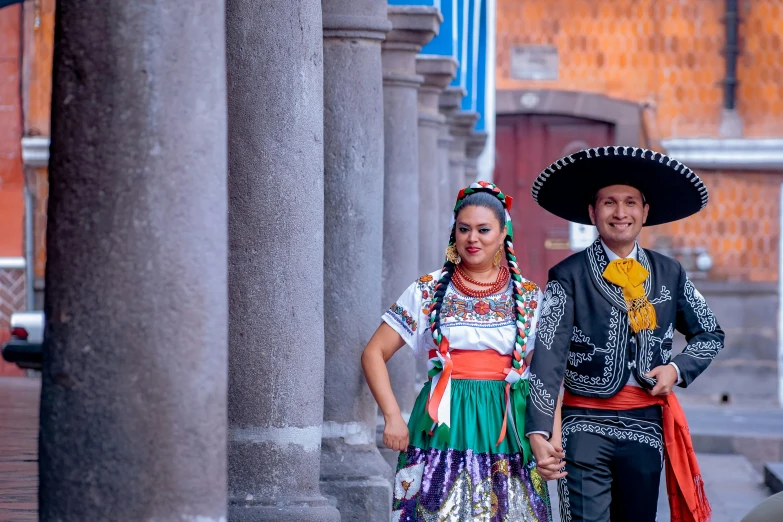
[383,412,410,452]
[529,433,567,481]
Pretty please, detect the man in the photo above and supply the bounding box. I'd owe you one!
[525,146,724,522]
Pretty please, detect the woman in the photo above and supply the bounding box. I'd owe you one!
[362,182,562,521]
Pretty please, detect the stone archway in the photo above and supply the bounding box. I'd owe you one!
[495,89,643,146]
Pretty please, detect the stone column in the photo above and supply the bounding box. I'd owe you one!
[465,130,489,186]
[226,2,340,521]
[40,1,227,520]
[413,56,458,394]
[416,55,458,275]
[439,87,474,212]
[319,3,394,521]
[449,112,480,195]
[437,112,456,242]
[382,5,440,421]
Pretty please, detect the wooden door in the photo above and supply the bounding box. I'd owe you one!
[494,115,613,288]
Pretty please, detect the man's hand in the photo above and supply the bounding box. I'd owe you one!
[646,364,678,397]
[529,433,567,481]
[382,412,410,452]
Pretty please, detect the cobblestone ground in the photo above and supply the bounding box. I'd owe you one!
[0,377,38,522]
[0,377,776,521]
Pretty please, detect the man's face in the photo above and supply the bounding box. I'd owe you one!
[588,184,649,248]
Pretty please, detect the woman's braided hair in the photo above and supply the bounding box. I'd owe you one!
[428,181,538,378]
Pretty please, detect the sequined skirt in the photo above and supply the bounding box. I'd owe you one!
[392,379,552,522]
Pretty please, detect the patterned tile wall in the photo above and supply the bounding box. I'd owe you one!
[497,0,783,282]
[0,268,26,377]
[640,172,783,282]
[497,0,783,138]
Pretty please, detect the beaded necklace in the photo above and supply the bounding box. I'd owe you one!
[452,265,509,298]
[456,264,503,286]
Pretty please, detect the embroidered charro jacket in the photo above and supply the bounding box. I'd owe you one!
[525,238,725,434]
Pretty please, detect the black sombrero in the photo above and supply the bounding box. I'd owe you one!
[531,146,708,226]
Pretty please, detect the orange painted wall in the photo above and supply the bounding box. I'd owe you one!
[0,4,26,377]
[497,0,783,281]
[0,3,25,259]
[497,0,783,139]
[643,172,783,282]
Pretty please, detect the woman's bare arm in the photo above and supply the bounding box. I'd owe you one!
[361,322,409,451]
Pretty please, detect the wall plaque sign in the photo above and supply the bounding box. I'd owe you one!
[511,45,559,81]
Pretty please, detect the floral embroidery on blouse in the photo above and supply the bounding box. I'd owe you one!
[416,274,438,316]
[381,269,543,361]
[522,281,538,292]
[416,274,435,291]
[441,291,514,326]
[387,302,418,334]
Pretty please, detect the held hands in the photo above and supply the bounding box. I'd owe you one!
[382,412,410,452]
[646,364,678,397]
[529,433,567,481]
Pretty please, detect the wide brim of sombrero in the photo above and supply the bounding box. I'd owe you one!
[531,146,709,226]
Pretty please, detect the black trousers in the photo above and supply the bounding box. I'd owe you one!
[558,405,663,522]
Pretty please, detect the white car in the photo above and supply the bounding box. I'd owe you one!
[2,310,44,370]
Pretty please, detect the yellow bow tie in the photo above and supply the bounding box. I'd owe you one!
[602,258,657,332]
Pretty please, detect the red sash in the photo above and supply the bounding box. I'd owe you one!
[563,386,711,522]
[427,349,510,381]
[426,349,517,445]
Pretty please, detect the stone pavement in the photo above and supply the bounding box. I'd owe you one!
[682,402,783,471]
[683,403,783,438]
[672,454,772,522]
[0,377,38,522]
[0,376,777,521]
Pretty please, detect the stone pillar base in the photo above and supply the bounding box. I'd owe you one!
[229,503,341,522]
[321,439,393,521]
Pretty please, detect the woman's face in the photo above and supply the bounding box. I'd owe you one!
[454,205,506,269]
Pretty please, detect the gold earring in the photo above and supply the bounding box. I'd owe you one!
[446,244,461,264]
[493,248,503,267]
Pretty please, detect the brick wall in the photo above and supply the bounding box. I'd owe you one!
[497,0,783,282]
[497,0,783,139]
[0,5,27,377]
[640,172,783,282]
[0,3,25,257]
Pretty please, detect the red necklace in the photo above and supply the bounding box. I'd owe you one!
[456,265,502,286]
[452,265,509,298]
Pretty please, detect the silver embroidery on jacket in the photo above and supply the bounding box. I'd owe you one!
[569,327,596,366]
[650,323,675,363]
[683,340,723,360]
[565,308,627,393]
[650,285,672,305]
[529,372,556,417]
[684,278,717,331]
[538,280,567,350]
